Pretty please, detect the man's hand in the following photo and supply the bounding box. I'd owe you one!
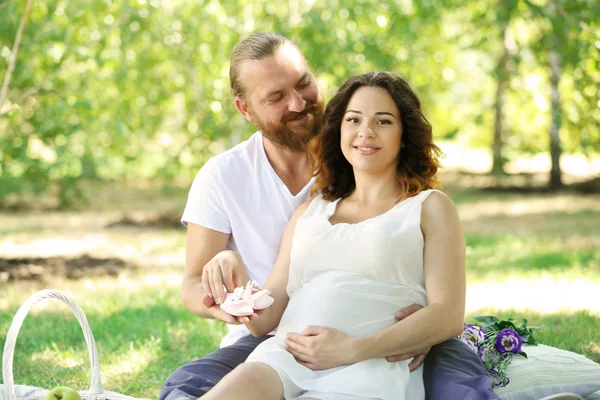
[202,250,250,304]
[386,346,431,372]
[385,304,431,371]
[201,293,263,325]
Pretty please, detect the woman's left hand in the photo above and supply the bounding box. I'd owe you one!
[285,326,358,370]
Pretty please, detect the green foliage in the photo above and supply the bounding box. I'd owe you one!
[1,0,599,203]
[472,315,538,346]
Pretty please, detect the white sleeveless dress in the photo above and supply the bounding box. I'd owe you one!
[246,189,442,400]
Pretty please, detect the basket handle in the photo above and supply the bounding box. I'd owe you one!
[2,289,104,400]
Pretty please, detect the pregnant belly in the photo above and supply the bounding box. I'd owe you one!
[277,270,427,338]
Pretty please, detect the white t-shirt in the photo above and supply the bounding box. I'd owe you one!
[182,131,315,347]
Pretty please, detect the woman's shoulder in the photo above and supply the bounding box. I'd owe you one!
[420,189,460,228]
[295,197,314,217]
[416,188,448,203]
[292,194,329,222]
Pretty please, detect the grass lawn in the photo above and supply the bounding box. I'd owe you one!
[0,184,598,398]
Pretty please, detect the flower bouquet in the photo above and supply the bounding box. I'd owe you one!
[458,316,539,387]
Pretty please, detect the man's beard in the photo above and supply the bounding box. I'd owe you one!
[250,99,324,152]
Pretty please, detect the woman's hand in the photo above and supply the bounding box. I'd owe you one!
[285,326,358,370]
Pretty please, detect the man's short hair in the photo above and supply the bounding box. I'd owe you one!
[230,32,294,99]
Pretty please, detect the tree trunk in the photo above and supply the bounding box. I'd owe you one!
[491,22,510,175]
[81,150,98,179]
[0,0,35,115]
[548,2,563,190]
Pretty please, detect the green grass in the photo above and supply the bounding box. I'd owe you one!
[0,286,226,399]
[465,233,600,282]
[0,187,599,398]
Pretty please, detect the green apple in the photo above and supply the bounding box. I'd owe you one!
[44,387,81,400]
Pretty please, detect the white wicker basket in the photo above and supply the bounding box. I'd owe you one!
[1,289,147,400]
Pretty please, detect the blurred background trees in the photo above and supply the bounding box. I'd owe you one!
[1,0,599,207]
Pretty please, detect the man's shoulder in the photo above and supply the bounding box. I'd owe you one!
[203,131,261,174]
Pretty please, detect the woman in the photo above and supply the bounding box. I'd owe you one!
[203,71,466,400]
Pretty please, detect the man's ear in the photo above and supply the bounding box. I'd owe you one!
[235,97,253,122]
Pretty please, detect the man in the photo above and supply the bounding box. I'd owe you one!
[159,32,499,400]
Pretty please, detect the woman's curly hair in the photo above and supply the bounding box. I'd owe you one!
[308,71,443,201]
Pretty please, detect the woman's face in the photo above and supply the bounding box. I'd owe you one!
[340,86,403,175]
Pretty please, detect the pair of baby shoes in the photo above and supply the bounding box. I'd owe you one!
[219,280,274,316]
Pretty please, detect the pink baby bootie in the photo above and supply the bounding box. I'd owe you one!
[220,280,274,316]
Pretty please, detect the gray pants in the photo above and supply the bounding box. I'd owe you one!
[158,336,499,400]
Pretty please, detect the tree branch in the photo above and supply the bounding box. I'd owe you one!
[3,5,132,114]
[0,0,35,116]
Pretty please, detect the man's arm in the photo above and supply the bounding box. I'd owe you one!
[181,223,249,324]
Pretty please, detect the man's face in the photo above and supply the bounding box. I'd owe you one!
[236,44,324,152]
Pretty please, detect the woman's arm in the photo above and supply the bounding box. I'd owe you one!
[244,199,312,337]
[352,191,466,361]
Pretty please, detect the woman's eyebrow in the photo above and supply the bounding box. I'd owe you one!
[345,110,397,119]
[375,111,397,118]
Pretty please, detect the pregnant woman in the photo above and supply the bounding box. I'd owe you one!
[202,71,466,400]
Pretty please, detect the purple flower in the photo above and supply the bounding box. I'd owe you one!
[459,336,479,353]
[459,324,486,347]
[490,368,510,387]
[478,344,502,365]
[478,345,490,362]
[494,329,523,354]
